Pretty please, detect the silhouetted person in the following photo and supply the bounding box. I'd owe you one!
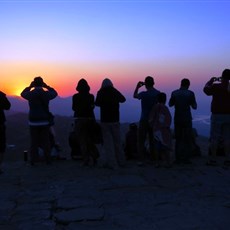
[149,92,172,167]
[133,76,160,164]
[72,78,98,166]
[95,78,126,169]
[169,78,197,164]
[203,69,230,166]
[124,123,138,160]
[21,76,57,165]
[0,91,11,174]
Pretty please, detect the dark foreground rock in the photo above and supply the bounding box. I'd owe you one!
[1,157,230,230]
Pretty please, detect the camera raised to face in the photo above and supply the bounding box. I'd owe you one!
[139,81,145,86]
[214,77,222,81]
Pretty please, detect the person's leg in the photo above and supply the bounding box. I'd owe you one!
[137,120,148,163]
[207,115,220,165]
[111,123,126,167]
[162,149,171,167]
[0,152,3,173]
[165,150,172,167]
[0,124,6,173]
[183,123,193,163]
[100,123,118,169]
[147,124,155,161]
[222,122,230,165]
[86,119,99,165]
[29,126,40,165]
[174,123,184,163]
[75,120,91,165]
[154,141,161,167]
[39,126,52,164]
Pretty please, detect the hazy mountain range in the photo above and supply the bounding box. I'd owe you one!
[7,96,210,137]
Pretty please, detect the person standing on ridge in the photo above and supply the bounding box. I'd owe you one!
[169,78,197,164]
[133,76,160,165]
[203,69,230,166]
[95,78,126,169]
[72,78,98,166]
[21,76,58,165]
[0,91,11,174]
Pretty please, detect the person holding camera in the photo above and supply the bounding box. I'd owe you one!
[203,69,230,166]
[21,76,58,165]
[133,76,160,165]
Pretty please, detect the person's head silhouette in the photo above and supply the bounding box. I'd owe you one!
[144,76,154,88]
[33,76,44,87]
[76,78,90,93]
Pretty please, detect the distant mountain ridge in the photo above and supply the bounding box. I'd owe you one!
[8,95,141,122]
[7,96,210,137]
[8,96,73,117]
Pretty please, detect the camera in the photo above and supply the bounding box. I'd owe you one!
[214,77,222,81]
[139,81,145,86]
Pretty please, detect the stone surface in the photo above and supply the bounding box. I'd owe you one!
[1,157,230,229]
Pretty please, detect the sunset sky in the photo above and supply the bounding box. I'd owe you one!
[1,0,230,120]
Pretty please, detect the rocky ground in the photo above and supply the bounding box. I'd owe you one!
[1,154,230,230]
[1,113,230,229]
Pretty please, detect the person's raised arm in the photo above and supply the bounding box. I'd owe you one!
[133,81,144,99]
[203,77,216,95]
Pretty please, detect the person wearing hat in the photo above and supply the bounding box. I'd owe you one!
[203,69,230,166]
[21,76,58,165]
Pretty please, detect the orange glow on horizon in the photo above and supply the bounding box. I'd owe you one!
[0,60,209,99]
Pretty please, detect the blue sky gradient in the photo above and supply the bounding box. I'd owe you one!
[1,1,230,135]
